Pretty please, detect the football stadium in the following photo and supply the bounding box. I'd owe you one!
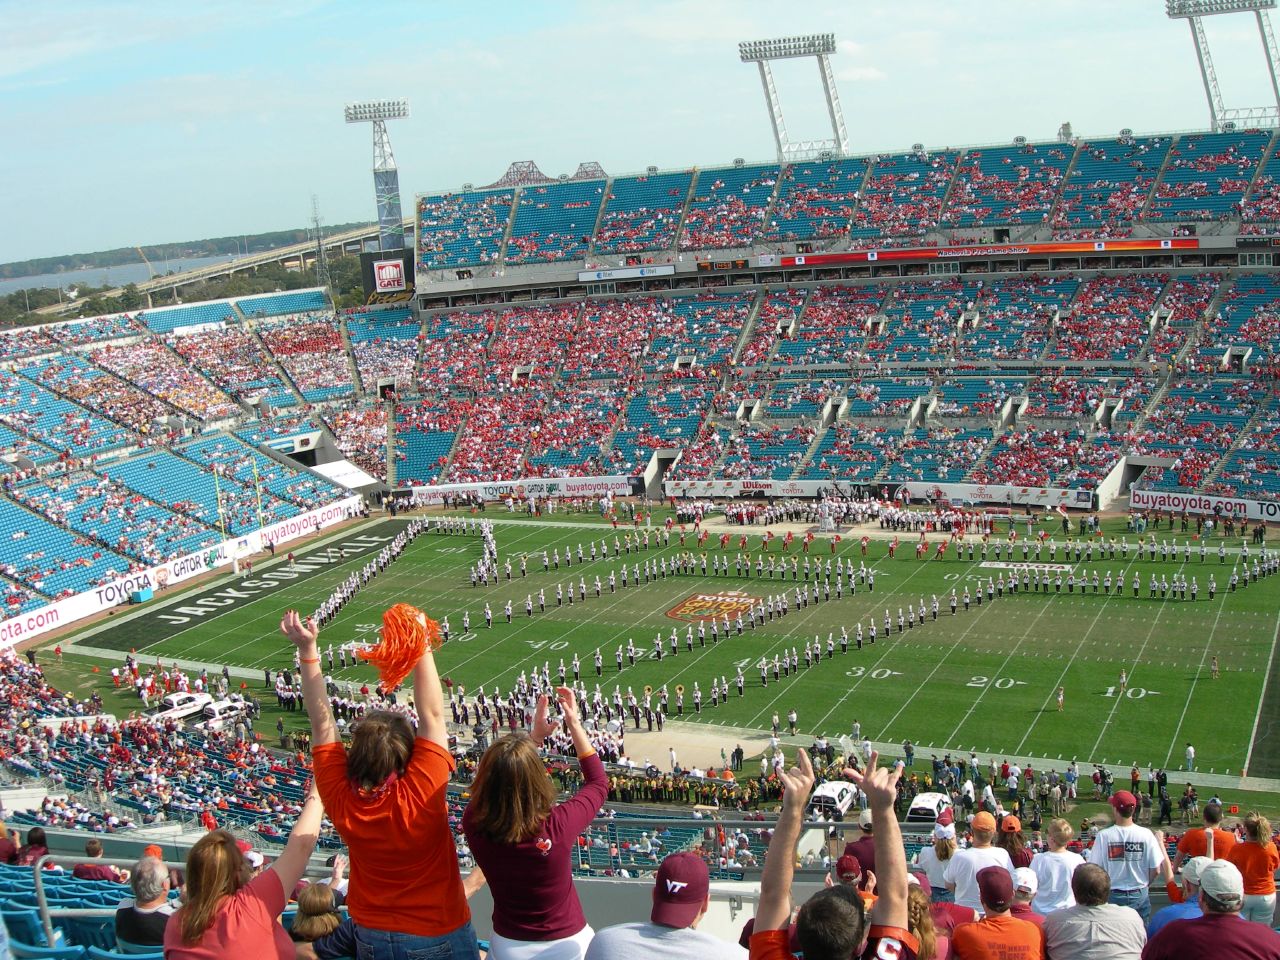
[5,2,1280,957]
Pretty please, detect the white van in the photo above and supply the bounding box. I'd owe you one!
[808,781,857,821]
[149,692,213,723]
[195,698,249,731]
[906,792,953,824]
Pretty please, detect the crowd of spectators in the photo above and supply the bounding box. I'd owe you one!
[941,143,1071,227]
[1049,274,1167,361]
[678,167,779,251]
[850,149,961,239]
[23,354,173,436]
[91,341,239,420]
[258,317,354,399]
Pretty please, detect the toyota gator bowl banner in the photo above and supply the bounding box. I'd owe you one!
[0,497,362,650]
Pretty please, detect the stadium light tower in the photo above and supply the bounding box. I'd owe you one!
[1166,0,1280,130]
[344,98,410,251]
[739,33,850,162]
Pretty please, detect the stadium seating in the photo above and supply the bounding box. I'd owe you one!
[0,369,136,457]
[970,429,1121,488]
[738,289,808,367]
[884,428,991,483]
[758,158,868,242]
[875,279,979,362]
[506,180,606,264]
[178,435,343,509]
[1145,130,1270,221]
[717,424,817,480]
[593,171,694,253]
[643,293,752,374]
[774,285,886,366]
[1052,135,1171,231]
[1128,376,1259,489]
[798,424,894,481]
[1148,273,1219,360]
[21,355,173,435]
[933,377,1025,418]
[763,376,841,421]
[678,164,780,251]
[235,290,329,319]
[942,142,1073,227]
[136,301,236,334]
[346,307,420,391]
[10,472,218,566]
[609,380,717,474]
[257,317,354,403]
[89,342,239,421]
[395,399,467,485]
[167,327,293,404]
[0,498,131,599]
[417,311,494,395]
[849,149,960,242]
[844,378,930,418]
[1048,273,1166,361]
[959,275,1079,360]
[417,189,516,268]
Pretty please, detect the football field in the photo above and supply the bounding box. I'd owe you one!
[61,513,1280,780]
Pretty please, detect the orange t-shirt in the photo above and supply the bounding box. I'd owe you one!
[1176,827,1237,861]
[1228,841,1280,895]
[951,913,1045,960]
[313,738,469,937]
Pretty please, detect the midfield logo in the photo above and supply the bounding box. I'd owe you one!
[666,591,761,622]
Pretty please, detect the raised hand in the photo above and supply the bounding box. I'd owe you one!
[778,748,815,809]
[843,750,902,813]
[555,686,580,723]
[530,694,560,745]
[280,610,319,650]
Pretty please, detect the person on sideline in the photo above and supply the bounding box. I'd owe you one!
[1228,812,1280,925]
[281,610,479,959]
[464,686,608,959]
[163,786,324,959]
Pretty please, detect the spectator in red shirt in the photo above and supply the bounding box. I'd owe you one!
[16,827,49,867]
[72,838,128,882]
[463,687,608,959]
[0,822,17,864]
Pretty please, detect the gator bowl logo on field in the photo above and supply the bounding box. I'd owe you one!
[667,591,762,622]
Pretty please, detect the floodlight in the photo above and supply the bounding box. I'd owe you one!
[739,34,836,62]
[1166,0,1274,16]
[344,99,410,123]
[739,32,848,162]
[345,98,410,251]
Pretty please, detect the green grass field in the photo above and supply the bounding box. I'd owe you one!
[56,512,1280,781]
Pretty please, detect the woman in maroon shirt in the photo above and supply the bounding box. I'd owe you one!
[463,687,607,960]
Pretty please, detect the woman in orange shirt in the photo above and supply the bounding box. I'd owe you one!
[282,610,480,960]
[1228,811,1280,924]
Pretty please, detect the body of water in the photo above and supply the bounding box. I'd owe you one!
[0,254,242,297]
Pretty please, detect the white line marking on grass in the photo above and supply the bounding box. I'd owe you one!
[1013,554,1143,756]
[1243,607,1280,778]
[1087,560,1188,760]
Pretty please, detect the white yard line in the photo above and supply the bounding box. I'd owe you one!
[1243,606,1280,778]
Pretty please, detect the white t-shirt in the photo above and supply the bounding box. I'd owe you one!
[913,844,953,892]
[1030,848,1086,914]
[943,845,1015,910]
[1086,823,1162,891]
[584,922,747,960]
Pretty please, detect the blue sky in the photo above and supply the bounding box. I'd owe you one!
[0,0,1274,264]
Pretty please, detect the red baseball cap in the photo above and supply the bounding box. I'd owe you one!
[1109,790,1138,813]
[836,854,862,881]
[651,853,709,928]
[977,866,1014,912]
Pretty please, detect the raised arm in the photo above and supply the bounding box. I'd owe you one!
[756,748,815,933]
[268,782,325,896]
[846,751,907,931]
[280,611,338,747]
[412,647,447,748]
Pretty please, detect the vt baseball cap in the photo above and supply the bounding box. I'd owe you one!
[1109,790,1138,813]
[836,854,862,881]
[977,866,1014,912]
[652,852,710,927]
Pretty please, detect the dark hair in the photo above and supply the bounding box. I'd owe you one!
[796,886,867,960]
[84,838,103,858]
[25,827,46,848]
[346,711,415,792]
[1071,863,1111,906]
[467,734,558,844]
[1203,802,1222,826]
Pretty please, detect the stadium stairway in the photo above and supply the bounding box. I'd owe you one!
[1040,142,1084,232]
[339,318,364,397]
[585,180,614,253]
[1241,130,1280,213]
[728,295,769,366]
[495,194,519,265]
[789,425,836,480]
[1137,143,1178,220]
[668,169,699,249]
[934,153,967,227]
[247,324,305,408]
[1201,392,1277,488]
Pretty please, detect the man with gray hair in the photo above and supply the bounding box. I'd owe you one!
[114,856,174,947]
[1142,859,1280,959]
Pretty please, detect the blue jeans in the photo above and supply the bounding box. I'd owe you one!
[354,921,481,960]
[1109,888,1151,924]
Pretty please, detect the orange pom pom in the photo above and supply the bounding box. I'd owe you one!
[358,603,441,690]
